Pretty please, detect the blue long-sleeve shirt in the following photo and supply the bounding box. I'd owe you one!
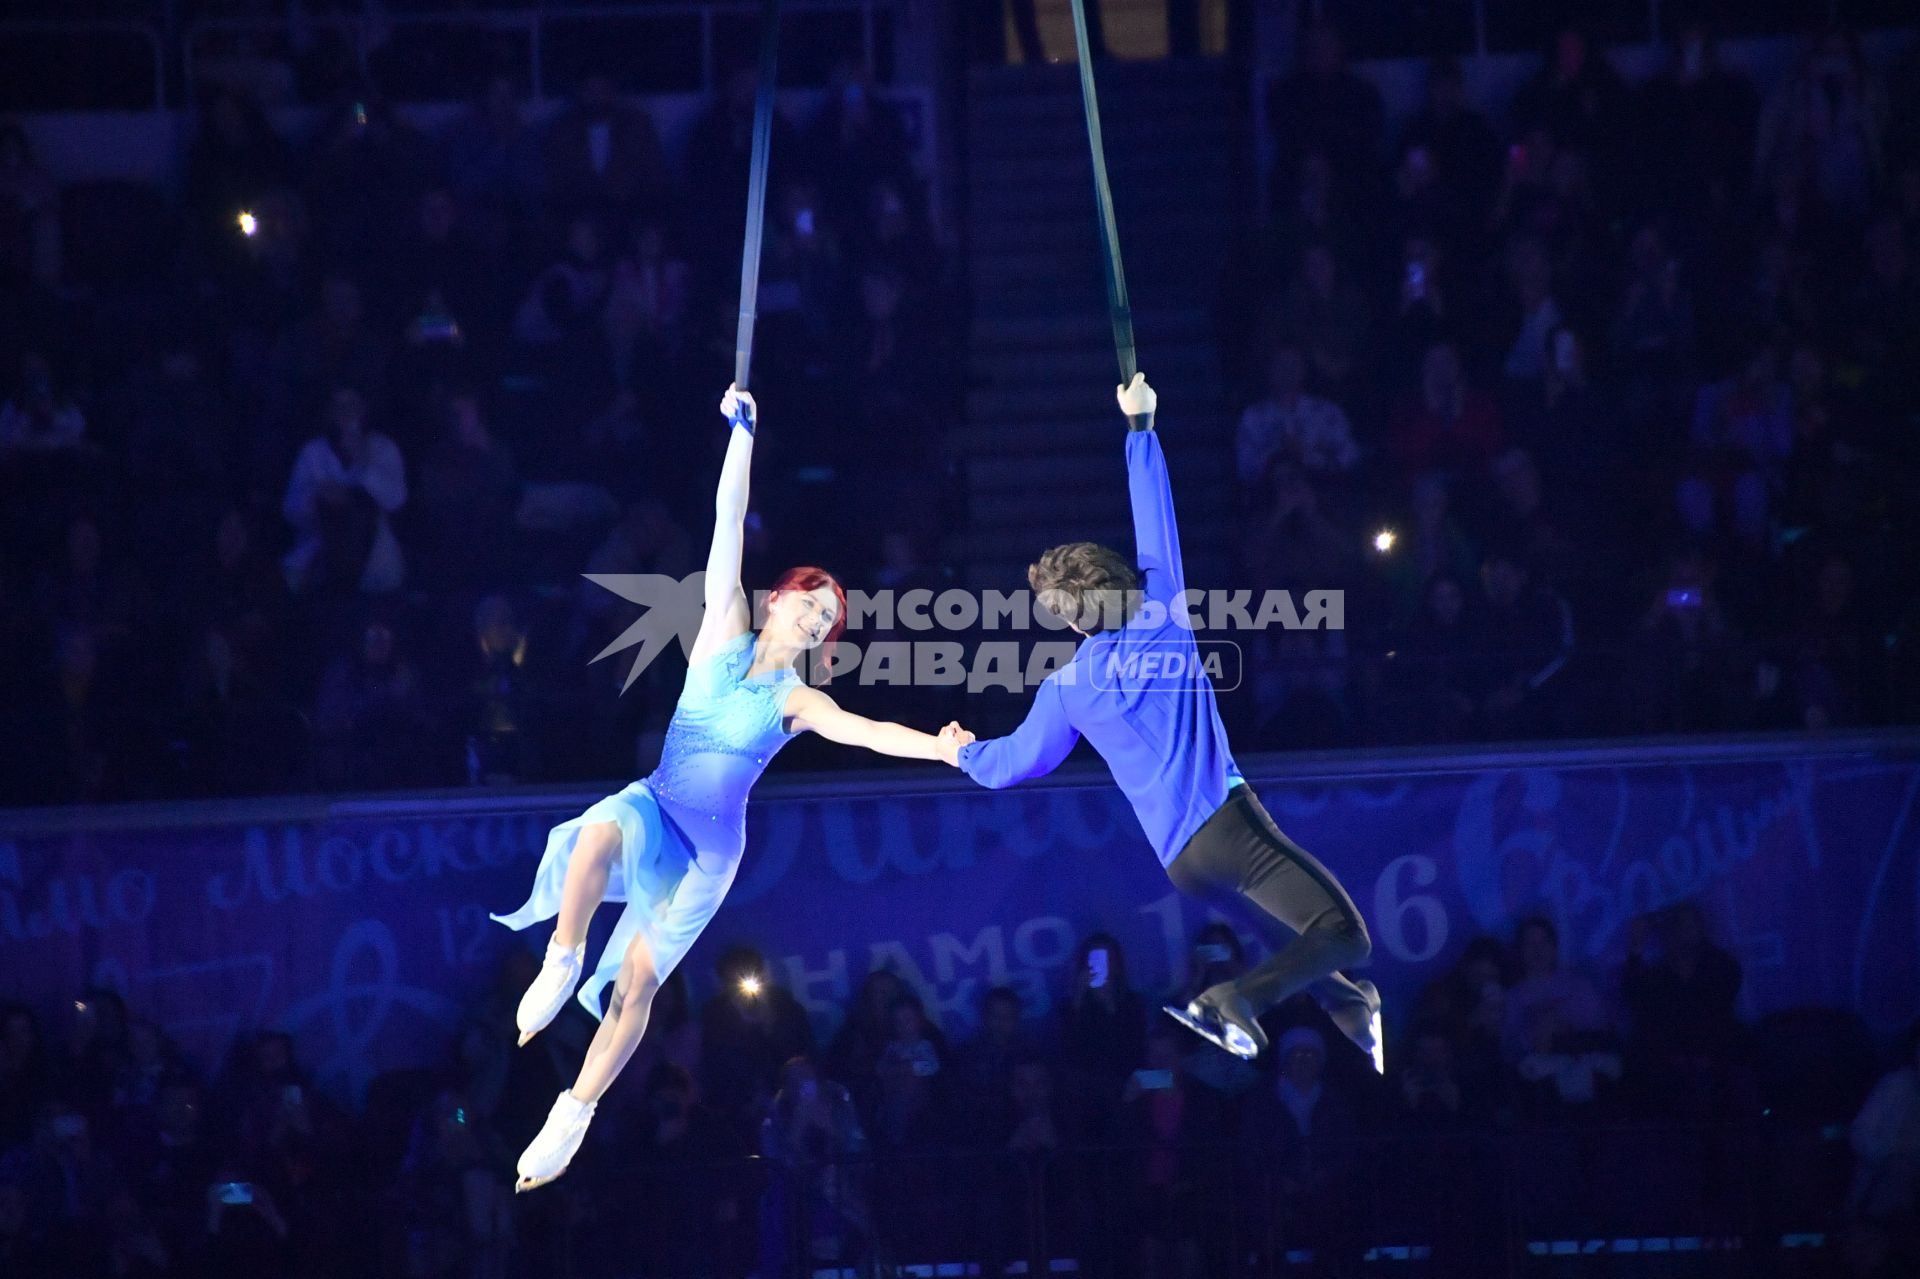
[958,425,1244,867]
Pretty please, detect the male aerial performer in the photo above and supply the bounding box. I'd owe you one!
[948,373,1383,1070]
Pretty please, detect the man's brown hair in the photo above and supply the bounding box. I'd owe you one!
[1028,542,1142,633]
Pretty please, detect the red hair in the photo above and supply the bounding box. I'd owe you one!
[767,564,847,682]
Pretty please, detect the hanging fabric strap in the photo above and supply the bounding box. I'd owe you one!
[734,0,783,392]
[1068,0,1136,385]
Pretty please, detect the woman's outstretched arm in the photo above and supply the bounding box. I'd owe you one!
[689,385,757,665]
[783,686,972,764]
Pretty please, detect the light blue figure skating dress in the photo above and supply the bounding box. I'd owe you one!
[492,631,802,1015]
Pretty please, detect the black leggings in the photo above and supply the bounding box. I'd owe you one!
[1166,785,1373,1018]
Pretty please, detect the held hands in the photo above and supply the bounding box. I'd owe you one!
[936,721,975,766]
[1116,372,1156,427]
[720,384,757,433]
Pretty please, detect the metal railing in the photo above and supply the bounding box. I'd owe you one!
[556,1120,1853,1278]
[180,0,885,105]
[0,20,167,109]
[1315,0,1864,59]
[0,3,887,112]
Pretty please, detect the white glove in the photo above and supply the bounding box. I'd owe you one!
[1117,372,1157,419]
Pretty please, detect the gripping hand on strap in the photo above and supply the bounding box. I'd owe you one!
[1118,371,1156,433]
[721,384,757,436]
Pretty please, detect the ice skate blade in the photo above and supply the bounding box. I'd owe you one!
[515,1169,565,1193]
[1162,1004,1260,1061]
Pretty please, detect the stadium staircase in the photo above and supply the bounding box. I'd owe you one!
[952,56,1238,591]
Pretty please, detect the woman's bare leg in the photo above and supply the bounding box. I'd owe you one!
[554,821,621,949]
[570,933,659,1103]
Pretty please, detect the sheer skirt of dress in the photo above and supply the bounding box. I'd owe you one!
[490,780,741,1019]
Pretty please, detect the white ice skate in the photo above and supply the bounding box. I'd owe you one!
[516,938,585,1047]
[1335,979,1385,1075]
[1164,989,1267,1061]
[515,1090,596,1192]
[1362,982,1385,1075]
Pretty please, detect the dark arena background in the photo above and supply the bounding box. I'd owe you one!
[3,2,1920,1276]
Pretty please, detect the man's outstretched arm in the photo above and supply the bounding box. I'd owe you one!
[1121,373,1186,605]
[954,680,1081,789]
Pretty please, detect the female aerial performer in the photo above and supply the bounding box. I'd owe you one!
[494,385,971,1191]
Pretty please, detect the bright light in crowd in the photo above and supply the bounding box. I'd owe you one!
[237,210,258,237]
[737,974,763,998]
[1373,529,1397,554]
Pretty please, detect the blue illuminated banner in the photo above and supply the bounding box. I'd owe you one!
[2,734,1914,1102]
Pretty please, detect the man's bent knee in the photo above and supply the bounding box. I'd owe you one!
[1313,912,1371,969]
[1340,918,1372,967]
